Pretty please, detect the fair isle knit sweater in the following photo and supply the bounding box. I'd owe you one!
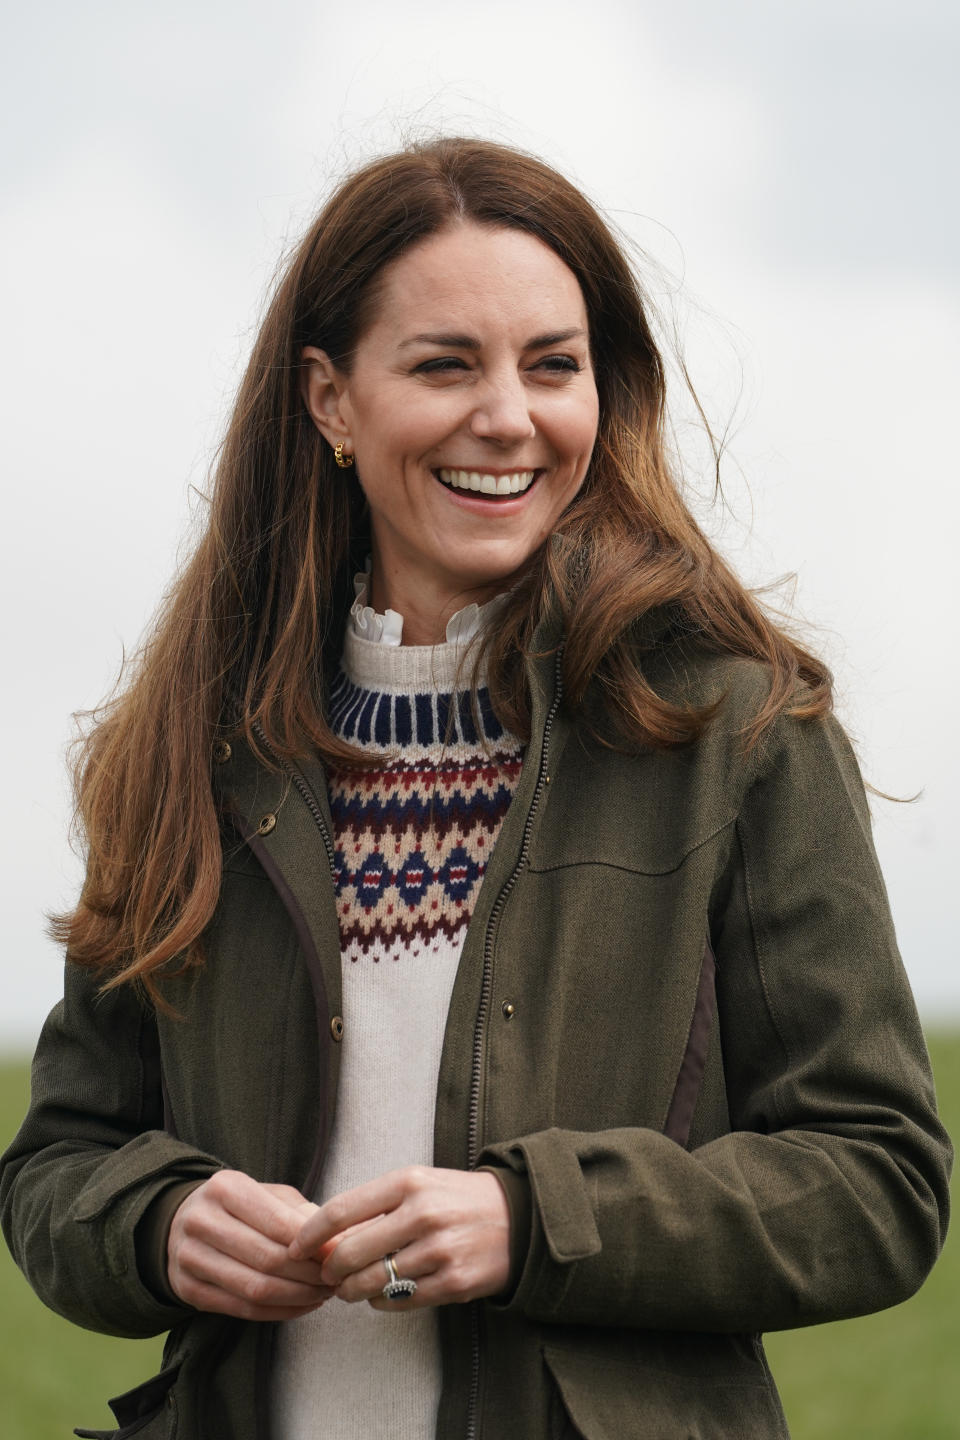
[270,606,523,1440]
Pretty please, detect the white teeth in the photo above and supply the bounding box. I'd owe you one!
[437,468,536,496]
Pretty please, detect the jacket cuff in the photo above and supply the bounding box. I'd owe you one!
[478,1130,602,1319]
[134,1179,207,1304]
[477,1164,533,1299]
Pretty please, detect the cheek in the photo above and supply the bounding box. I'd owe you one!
[366,411,456,469]
[583,387,601,442]
[558,414,599,474]
[556,387,600,454]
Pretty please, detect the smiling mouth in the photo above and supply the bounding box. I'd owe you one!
[435,467,539,497]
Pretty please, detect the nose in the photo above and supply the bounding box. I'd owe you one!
[469,373,537,445]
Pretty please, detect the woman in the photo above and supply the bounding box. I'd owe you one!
[0,137,951,1440]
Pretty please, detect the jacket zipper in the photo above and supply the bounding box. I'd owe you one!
[464,647,564,1440]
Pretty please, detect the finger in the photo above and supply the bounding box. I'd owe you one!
[335,1247,435,1306]
[179,1198,330,1286]
[364,1251,491,1311]
[310,1213,390,1277]
[362,1239,489,1311]
[173,1270,327,1323]
[289,1169,422,1259]
[333,1226,500,1308]
[328,1226,450,1303]
[303,1206,366,1264]
[263,1184,318,1214]
[207,1170,312,1247]
[318,1213,413,1287]
[172,1238,333,1312]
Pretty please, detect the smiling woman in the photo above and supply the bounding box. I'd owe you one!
[300,223,599,643]
[0,137,951,1440]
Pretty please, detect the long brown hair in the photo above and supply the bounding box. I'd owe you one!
[55,136,830,997]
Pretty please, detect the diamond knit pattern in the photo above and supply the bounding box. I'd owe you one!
[326,666,523,964]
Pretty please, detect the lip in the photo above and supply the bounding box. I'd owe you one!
[436,488,539,516]
[433,466,543,500]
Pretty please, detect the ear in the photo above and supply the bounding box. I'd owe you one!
[300,346,352,452]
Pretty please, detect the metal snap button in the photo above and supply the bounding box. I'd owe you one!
[257,813,277,836]
[330,1015,344,1041]
[501,1001,516,1020]
[212,739,232,764]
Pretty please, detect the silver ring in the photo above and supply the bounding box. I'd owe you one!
[382,1252,417,1301]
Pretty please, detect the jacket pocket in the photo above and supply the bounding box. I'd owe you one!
[543,1334,789,1440]
[74,1361,180,1439]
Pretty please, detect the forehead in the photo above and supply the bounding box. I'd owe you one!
[364,222,589,340]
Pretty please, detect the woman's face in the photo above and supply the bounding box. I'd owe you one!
[302,222,600,637]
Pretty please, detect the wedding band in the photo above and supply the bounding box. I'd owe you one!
[382,1252,417,1301]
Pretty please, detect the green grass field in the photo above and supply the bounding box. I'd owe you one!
[1,1037,957,1439]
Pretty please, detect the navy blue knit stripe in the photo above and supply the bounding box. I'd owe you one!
[328,669,507,748]
[373,693,393,746]
[356,691,378,738]
[457,691,473,741]
[435,693,450,745]
[395,695,412,745]
[414,693,435,746]
[328,675,367,739]
[478,689,505,741]
[332,786,517,830]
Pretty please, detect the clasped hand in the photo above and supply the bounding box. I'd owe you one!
[167,1166,511,1320]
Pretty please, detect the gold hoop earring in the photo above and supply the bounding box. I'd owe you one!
[334,442,354,469]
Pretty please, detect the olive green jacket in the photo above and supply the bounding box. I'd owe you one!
[1,629,951,1440]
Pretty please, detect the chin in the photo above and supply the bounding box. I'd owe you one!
[448,559,530,597]
[452,539,544,584]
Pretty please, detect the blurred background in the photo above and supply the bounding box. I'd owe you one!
[1,1,956,1435]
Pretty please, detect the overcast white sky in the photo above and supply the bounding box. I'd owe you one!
[2,0,958,1046]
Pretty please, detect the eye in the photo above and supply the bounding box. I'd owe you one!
[535,355,582,374]
[414,356,469,374]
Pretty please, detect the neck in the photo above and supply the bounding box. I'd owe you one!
[369,557,500,646]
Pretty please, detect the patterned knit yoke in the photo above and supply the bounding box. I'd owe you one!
[326,639,524,966]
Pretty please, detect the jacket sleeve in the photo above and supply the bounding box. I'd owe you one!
[478,710,952,1332]
[0,962,224,1338]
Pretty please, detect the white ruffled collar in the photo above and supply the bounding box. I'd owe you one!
[348,565,507,648]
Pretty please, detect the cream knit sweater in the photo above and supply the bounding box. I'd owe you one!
[270,602,522,1439]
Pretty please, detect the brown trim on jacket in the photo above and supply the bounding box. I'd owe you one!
[663,936,717,1147]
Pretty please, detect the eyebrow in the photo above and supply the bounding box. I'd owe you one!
[398,327,588,351]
